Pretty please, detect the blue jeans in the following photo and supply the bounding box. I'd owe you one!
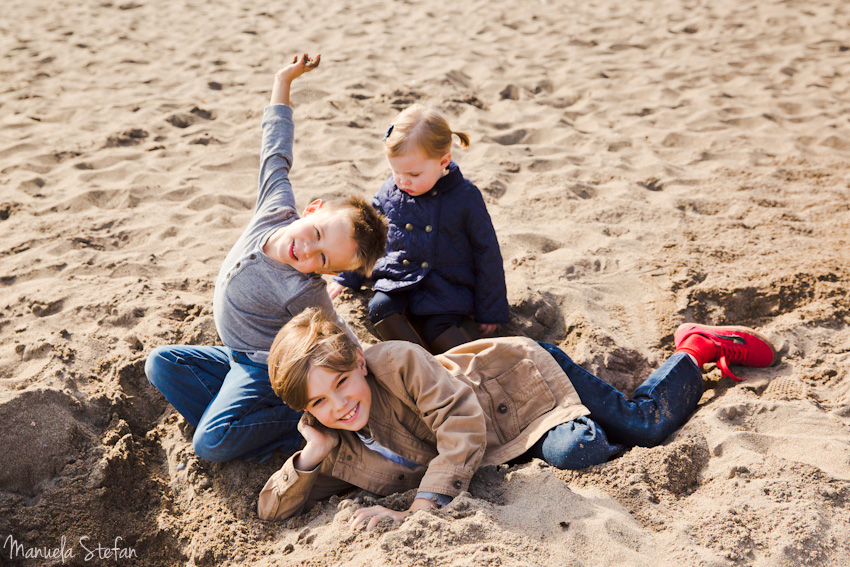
[145,345,303,462]
[369,291,464,343]
[528,343,704,469]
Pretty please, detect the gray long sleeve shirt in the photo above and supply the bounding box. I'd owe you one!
[212,104,353,363]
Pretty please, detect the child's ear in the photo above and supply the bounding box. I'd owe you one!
[356,349,366,370]
[440,153,452,169]
[303,199,325,217]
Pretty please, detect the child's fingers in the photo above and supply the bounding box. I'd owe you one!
[367,515,383,531]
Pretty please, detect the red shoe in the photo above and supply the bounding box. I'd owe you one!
[674,324,777,382]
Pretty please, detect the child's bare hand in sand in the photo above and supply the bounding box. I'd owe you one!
[327,281,346,301]
[350,498,437,531]
[293,419,338,471]
[270,53,321,106]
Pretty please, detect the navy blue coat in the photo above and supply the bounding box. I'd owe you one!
[335,162,510,324]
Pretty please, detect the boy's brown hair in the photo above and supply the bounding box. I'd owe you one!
[268,307,360,411]
[325,195,387,277]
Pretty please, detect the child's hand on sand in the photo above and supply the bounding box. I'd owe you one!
[293,419,338,471]
[350,498,437,531]
[327,281,346,301]
[270,53,321,106]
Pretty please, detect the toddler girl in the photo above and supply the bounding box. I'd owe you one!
[328,105,509,353]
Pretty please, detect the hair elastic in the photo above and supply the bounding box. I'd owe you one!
[382,124,394,141]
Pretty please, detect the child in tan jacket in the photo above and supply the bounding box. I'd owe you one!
[259,308,776,528]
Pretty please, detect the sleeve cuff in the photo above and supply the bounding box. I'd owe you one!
[416,491,453,506]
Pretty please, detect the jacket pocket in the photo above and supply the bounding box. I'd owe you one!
[480,359,556,444]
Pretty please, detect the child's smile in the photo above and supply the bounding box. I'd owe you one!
[305,352,372,432]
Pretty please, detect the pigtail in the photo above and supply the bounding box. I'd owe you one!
[452,130,471,149]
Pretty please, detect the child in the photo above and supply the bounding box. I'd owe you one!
[145,54,388,463]
[258,308,776,527]
[328,105,509,354]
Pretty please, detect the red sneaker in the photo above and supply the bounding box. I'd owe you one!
[674,324,777,382]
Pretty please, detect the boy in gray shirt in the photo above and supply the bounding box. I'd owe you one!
[145,54,387,462]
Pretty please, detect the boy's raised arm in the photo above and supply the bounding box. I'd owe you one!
[255,53,321,212]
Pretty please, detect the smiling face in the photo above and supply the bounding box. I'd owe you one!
[304,351,372,432]
[277,206,360,274]
[386,148,451,197]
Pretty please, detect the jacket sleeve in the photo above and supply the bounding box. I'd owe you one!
[256,105,298,213]
[464,188,510,324]
[332,271,366,290]
[257,451,353,520]
[377,343,487,498]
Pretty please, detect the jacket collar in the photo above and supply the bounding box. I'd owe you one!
[424,161,462,196]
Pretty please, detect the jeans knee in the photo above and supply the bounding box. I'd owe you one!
[145,346,172,388]
[192,426,237,463]
[541,418,618,470]
[368,292,405,323]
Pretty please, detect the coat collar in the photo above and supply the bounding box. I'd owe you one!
[427,161,462,196]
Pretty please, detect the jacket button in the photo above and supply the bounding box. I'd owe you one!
[249,254,256,260]
[283,473,289,481]
[405,223,413,231]
[235,262,241,268]
[421,262,429,269]
[398,474,406,481]
[402,259,410,266]
[346,454,353,461]
[498,403,508,413]
[453,481,462,489]
[425,225,432,233]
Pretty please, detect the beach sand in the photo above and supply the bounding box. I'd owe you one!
[1,0,849,565]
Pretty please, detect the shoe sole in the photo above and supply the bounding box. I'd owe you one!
[674,323,778,366]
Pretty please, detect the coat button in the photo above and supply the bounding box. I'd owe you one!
[498,403,508,413]
[425,225,432,233]
[405,223,413,231]
[235,262,241,268]
[402,259,410,266]
[398,474,406,481]
[421,262,429,269]
[453,481,462,489]
[249,254,256,260]
[283,473,289,481]
[346,454,353,461]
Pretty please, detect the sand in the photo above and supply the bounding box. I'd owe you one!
[1,0,849,565]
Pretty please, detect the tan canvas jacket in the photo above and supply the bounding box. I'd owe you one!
[258,337,589,520]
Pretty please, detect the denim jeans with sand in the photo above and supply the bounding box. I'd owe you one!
[145,345,303,462]
[530,343,704,469]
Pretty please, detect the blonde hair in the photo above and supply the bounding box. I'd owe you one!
[268,308,359,411]
[384,104,470,159]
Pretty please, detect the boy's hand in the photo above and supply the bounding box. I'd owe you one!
[276,53,321,83]
[293,420,338,471]
[350,499,436,531]
[327,281,346,301]
[270,53,321,106]
[478,323,498,336]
